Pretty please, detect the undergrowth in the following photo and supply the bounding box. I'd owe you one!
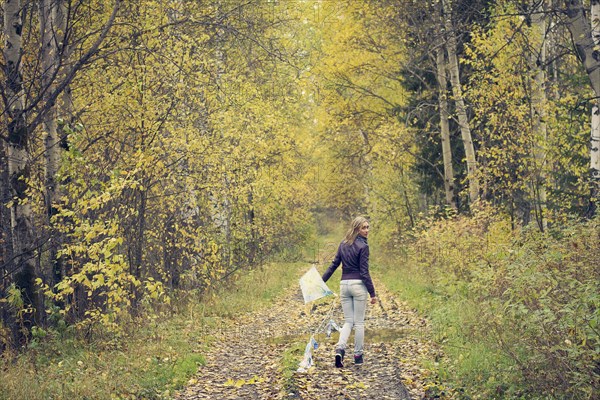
[280,341,305,397]
[376,207,599,399]
[0,260,308,400]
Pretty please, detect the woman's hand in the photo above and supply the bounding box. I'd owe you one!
[370,296,377,304]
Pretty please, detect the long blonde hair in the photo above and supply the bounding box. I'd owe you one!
[343,216,369,244]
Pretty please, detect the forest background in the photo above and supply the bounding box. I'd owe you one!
[0,0,598,399]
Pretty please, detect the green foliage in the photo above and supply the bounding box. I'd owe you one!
[2,3,599,400]
[470,220,600,398]
[7,0,318,340]
[0,260,306,400]
[308,0,415,218]
[380,206,599,399]
[280,341,305,396]
[463,2,592,222]
[6,284,24,310]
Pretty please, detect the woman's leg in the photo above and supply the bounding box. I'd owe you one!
[349,282,369,356]
[336,281,354,351]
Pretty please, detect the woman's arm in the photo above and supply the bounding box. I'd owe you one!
[322,244,342,282]
[359,246,376,298]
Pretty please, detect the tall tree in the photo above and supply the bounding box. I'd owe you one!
[1,0,121,344]
[3,0,40,342]
[591,0,600,213]
[529,0,549,230]
[436,1,457,210]
[442,0,480,205]
[564,0,600,216]
[39,0,67,288]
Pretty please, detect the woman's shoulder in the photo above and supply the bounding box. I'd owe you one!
[355,236,368,247]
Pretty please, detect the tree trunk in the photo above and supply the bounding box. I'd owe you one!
[442,0,479,205]
[564,0,600,216]
[38,0,64,290]
[211,0,232,269]
[1,141,14,350]
[400,168,415,227]
[39,0,60,218]
[591,0,600,216]
[359,127,373,211]
[435,34,457,210]
[4,0,40,344]
[56,0,73,133]
[530,0,548,231]
[566,0,600,95]
[132,184,147,309]
[0,144,12,272]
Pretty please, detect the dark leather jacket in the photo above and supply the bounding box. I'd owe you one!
[322,235,376,298]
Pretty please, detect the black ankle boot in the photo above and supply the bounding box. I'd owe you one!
[335,349,345,368]
[354,354,363,365]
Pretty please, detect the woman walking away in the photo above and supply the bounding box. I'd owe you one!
[322,216,377,367]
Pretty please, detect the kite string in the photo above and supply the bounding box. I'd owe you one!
[309,257,339,338]
[312,295,338,336]
[297,264,340,371]
[302,259,340,359]
[299,295,337,371]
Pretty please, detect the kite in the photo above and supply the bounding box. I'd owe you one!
[299,265,333,304]
[296,266,336,372]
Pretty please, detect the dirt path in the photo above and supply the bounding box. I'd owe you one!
[175,278,441,399]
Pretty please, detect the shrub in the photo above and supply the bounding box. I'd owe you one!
[405,207,599,399]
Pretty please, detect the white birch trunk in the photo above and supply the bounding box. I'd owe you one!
[56,0,73,143]
[565,1,600,98]
[592,105,600,177]
[40,0,71,286]
[210,0,232,252]
[4,0,39,329]
[591,0,600,179]
[530,0,548,230]
[564,0,600,216]
[436,48,457,209]
[435,12,456,210]
[441,0,479,205]
[39,0,60,218]
[5,0,33,266]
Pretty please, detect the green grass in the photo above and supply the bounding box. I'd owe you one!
[0,317,206,400]
[279,341,305,396]
[0,261,308,400]
[200,261,308,317]
[374,259,514,399]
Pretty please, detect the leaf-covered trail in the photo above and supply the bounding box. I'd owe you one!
[175,277,442,399]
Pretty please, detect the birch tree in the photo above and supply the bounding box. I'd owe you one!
[3,0,40,339]
[1,0,120,344]
[591,0,600,211]
[39,0,66,287]
[530,0,549,230]
[564,0,600,216]
[435,1,457,210]
[40,0,60,221]
[442,0,479,205]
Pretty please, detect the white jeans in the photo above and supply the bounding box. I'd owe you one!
[336,279,368,356]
